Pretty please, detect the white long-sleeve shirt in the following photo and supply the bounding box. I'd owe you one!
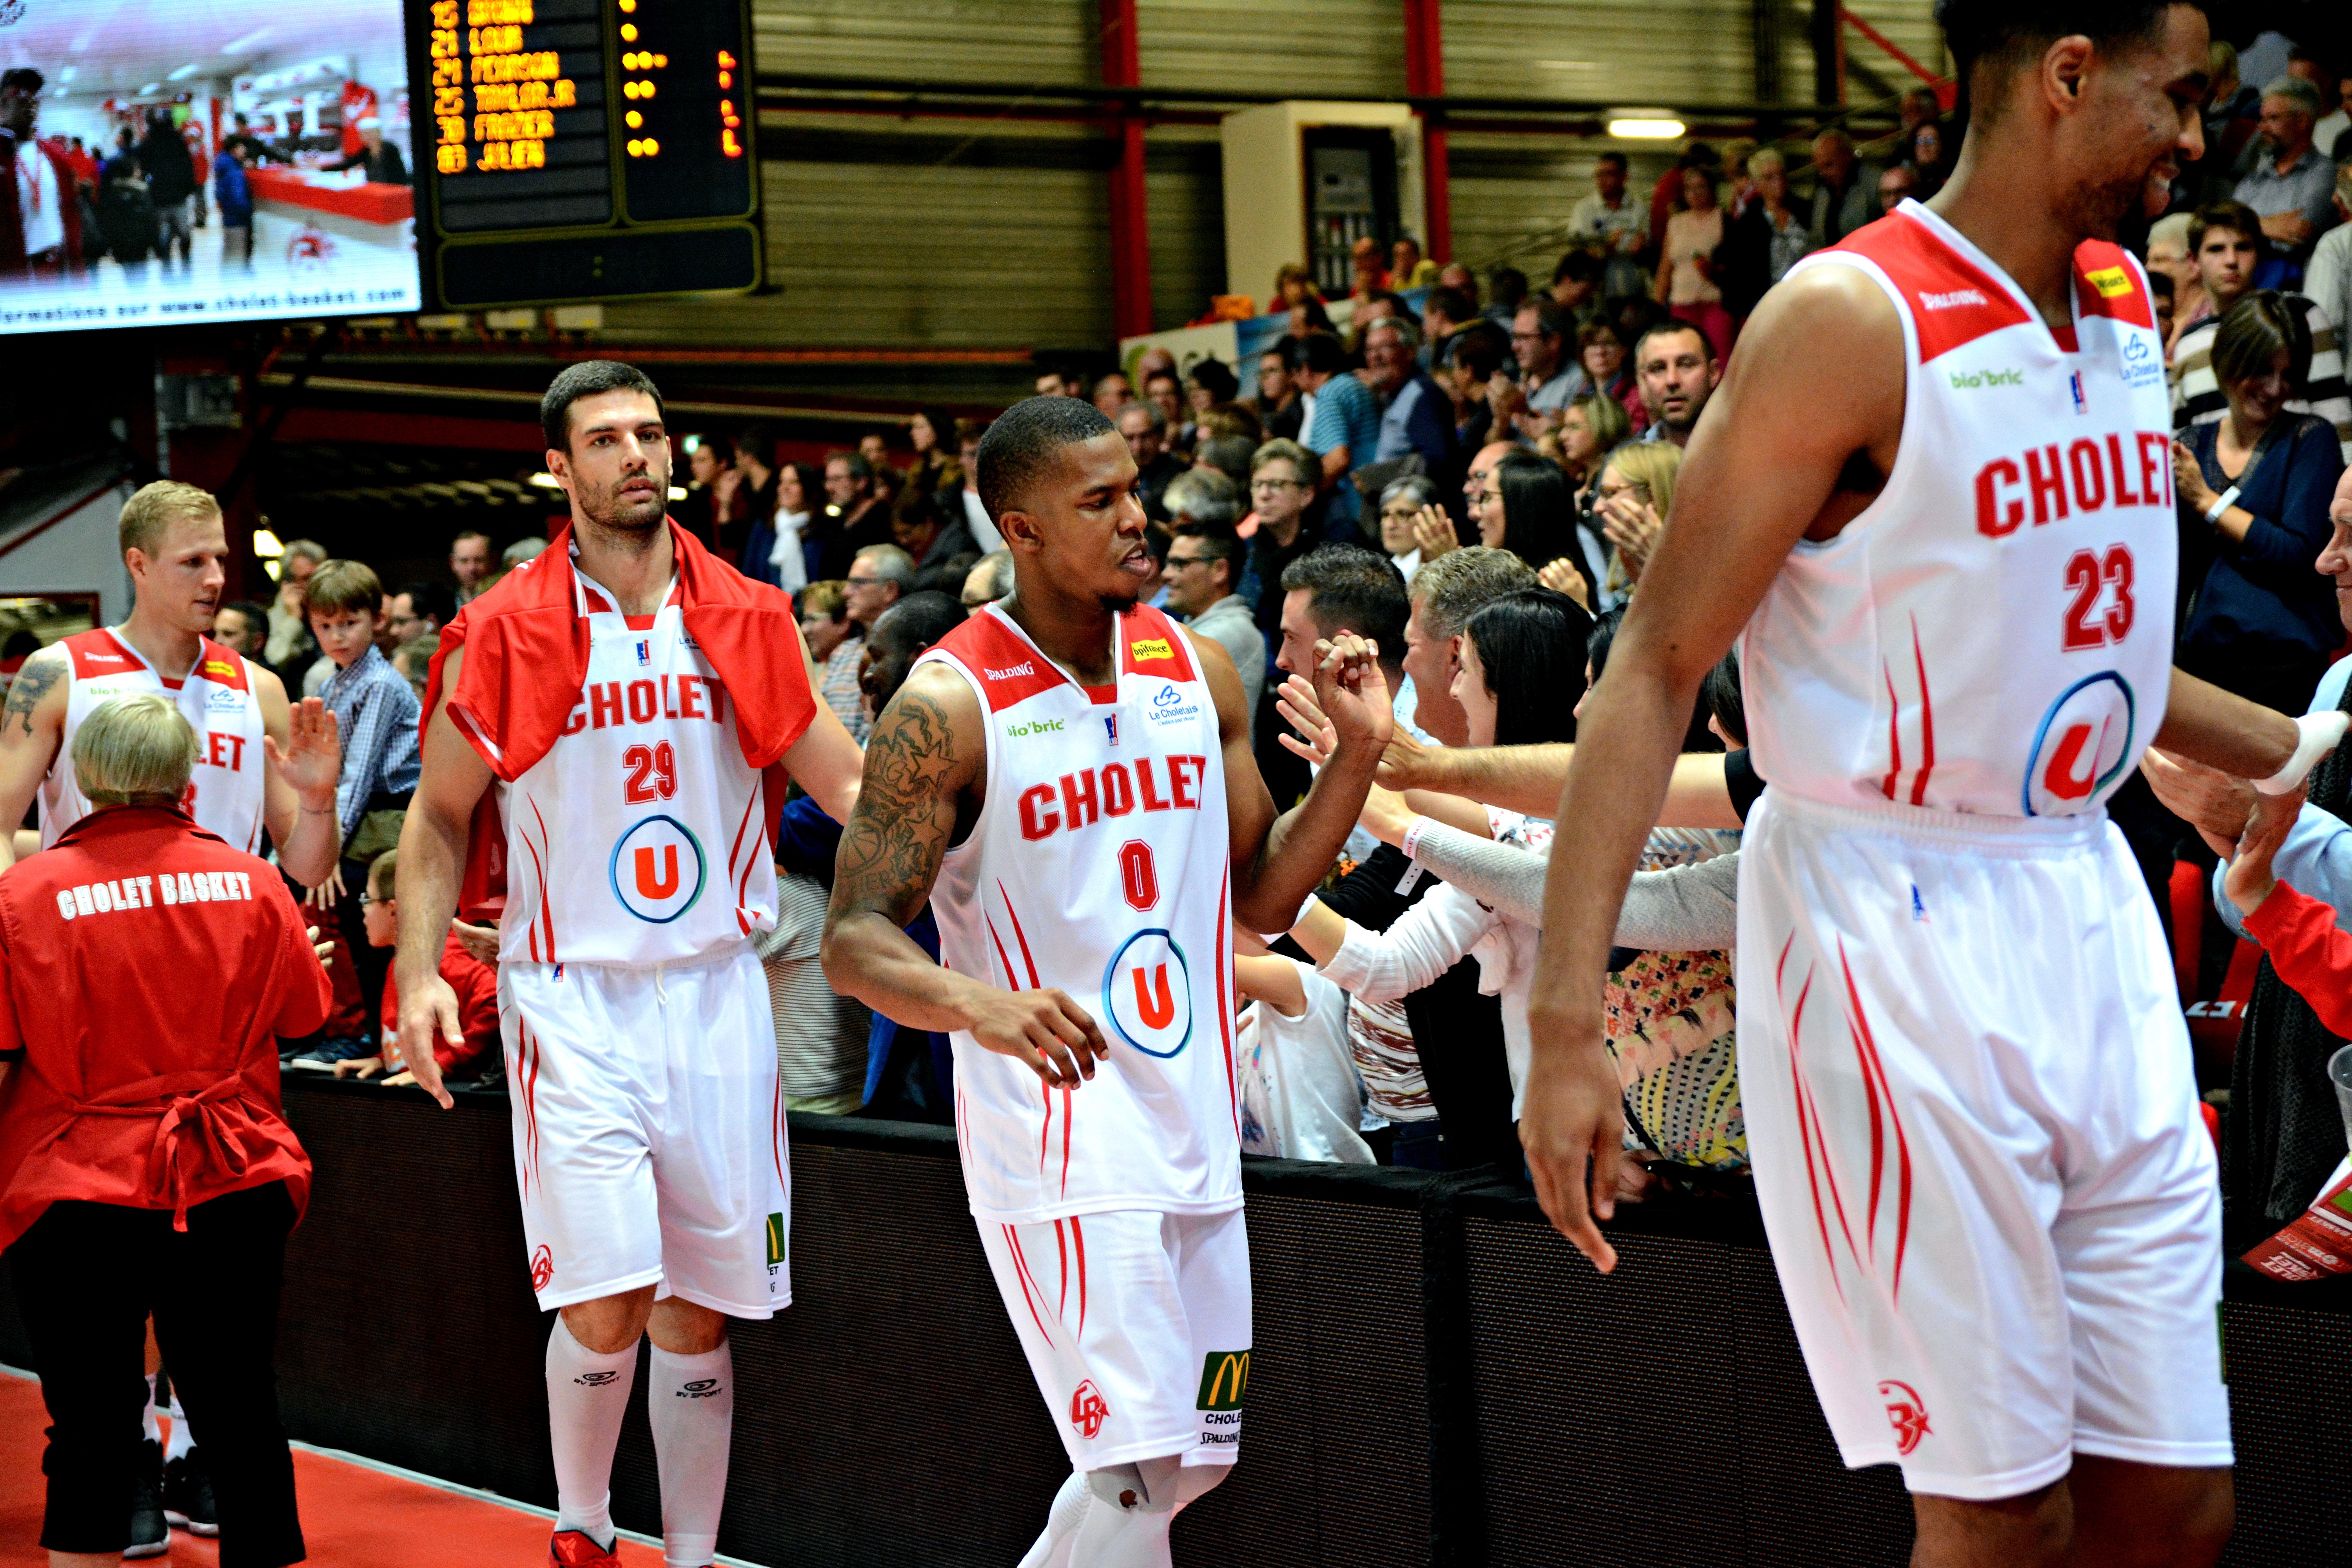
[1319,875,1543,1119]
[1401,816,1741,951]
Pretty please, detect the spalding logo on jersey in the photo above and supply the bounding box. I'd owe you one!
[2022,672,2136,817]
[1102,928,1192,1057]
[608,814,708,922]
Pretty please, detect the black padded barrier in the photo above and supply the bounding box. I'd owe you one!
[0,1077,2343,1567]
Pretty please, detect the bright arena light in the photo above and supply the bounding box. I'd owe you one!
[1607,116,1686,140]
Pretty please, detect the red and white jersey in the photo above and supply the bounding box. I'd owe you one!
[40,630,267,854]
[1744,201,2178,820]
[496,572,777,967]
[919,603,1243,1225]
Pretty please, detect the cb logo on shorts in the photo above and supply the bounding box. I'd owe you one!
[1879,1379,1932,1455]
[1102,929,1191,1057]
[2022,672,2135,817]
[609,815,707,922]
[530,1245,554,1293]
[1069,1380,1111,1439]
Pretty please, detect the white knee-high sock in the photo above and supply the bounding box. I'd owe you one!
[1017,1470,1089,1568]
[165,1393,194,1462]
[142,1374,162,1446]
[546,1316,639,1551]
[646,1340,733,1568]
[1069,1459,1180,1568]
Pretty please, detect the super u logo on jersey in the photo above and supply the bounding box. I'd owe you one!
[609,815,708,922]
[1102,929,1192,1057]
[2022,671,2136,817]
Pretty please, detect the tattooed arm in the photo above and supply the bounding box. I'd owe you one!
[0,647,69,873]
[820,662,1108,1087]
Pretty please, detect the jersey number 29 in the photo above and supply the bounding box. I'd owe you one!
[623,742,679,803]
[2062,546,2134,652]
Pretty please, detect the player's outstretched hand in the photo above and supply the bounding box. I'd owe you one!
[266,697,343,802]
[394,973,461,1110]
[2224,784,2307,918]
[1516,1009,1624,1274]
[968,986,1110,1088]
[1312,633,1392,762]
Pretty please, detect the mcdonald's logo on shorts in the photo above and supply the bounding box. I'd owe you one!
[765,1212,786,1269]
[1196,1349,1250,1412]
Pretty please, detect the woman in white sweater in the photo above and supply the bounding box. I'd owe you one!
[1282,588,1581,1119]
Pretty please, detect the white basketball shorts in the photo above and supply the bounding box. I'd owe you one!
[501,946,790,1318]
[1735,791,2232,1500]
[977,1207,1251,1472]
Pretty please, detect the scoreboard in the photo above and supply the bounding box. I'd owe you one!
[409,0,760,309]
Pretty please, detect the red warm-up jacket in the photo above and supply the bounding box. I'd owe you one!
[0,806,330,1250]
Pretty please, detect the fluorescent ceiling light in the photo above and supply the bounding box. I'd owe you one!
[1534,61,1595,69]
[252,528,285,557]
[1607,116,1686,140]
[57,66,76,84]
[668,486,687,501]
[139,83,160,95]
[527,472,561,489]
[167,63,200,81]
[223,28,274,54]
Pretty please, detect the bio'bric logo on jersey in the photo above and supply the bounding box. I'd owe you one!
[1101,929,1192,1057]
[2022,671,2136,817]
[608,814,708,922]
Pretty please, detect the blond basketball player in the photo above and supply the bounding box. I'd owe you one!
[1522,6,2328,1566]
[393,361,865,1568]
[822,396,1390,1568]
[0,480,342,884]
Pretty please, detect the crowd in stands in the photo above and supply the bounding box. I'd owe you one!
[128,29,2352,1221]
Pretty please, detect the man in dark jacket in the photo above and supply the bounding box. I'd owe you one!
[137,111,196,271]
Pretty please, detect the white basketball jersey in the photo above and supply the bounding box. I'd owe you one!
[41,629,267,853]
[920,602,1243,1226]
[497,572,778,967]
[1744,201,2178,819]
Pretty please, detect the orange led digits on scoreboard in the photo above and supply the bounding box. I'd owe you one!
[435,0,569,175]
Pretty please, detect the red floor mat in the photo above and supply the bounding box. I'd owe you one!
[0,1371,668,1566]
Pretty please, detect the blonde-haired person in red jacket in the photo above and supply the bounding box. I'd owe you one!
[0,693,328,1568]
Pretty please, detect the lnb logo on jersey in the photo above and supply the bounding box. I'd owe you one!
[1102,929,1192,1057]
[608,814,708,922]
[2022,671,2136,817]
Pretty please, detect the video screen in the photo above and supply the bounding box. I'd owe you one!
[0,0,422,334]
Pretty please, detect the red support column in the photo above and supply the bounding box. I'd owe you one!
[1100,0,1154,339]
[1402,0,1451,263]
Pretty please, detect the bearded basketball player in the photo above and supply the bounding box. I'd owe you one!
[823,396,1391,1568]
[1523,5,2332,1565]
[396,361,866,1568]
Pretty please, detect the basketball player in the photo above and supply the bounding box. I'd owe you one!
[1522,7,2325,1564]
[822,397,1391,1568]
[0,480,342,881]
[392,361,865,1568]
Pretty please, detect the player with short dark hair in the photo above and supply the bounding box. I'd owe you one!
[1527,4,2294,1563]
[397,359,866,1568]
[824,394,1393,1568]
